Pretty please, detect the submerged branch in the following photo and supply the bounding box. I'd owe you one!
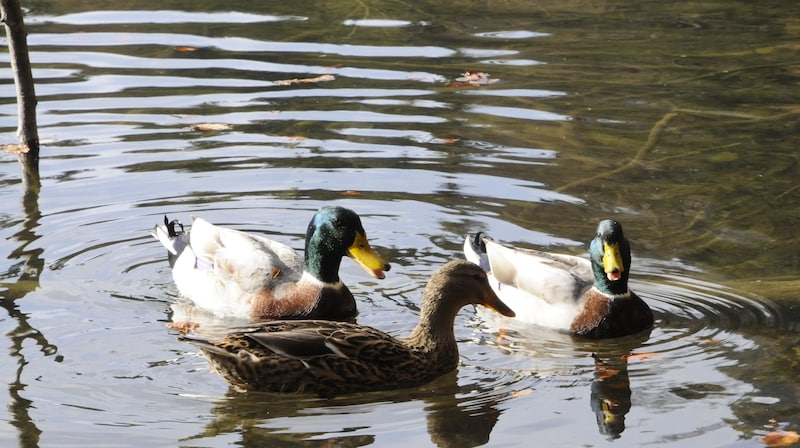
[556,110,679,193]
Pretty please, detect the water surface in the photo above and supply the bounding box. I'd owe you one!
[1,0,799,446]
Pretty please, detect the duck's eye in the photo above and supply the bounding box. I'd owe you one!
[332,218,344,229]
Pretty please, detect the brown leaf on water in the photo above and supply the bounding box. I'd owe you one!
[622,351,658,362]
[185,123,232,132]
[341,190,361,196]
[176,46,198,52]
[697,337,725,345]
[762,430,800,447]
[3,144,30,154]
[275,74,335,86]
[430,137,460,144]
[447,69,500,87]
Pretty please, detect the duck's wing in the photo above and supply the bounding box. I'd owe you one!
[481,235,594,306]
[238,322,408,363]
[188,217,304,293]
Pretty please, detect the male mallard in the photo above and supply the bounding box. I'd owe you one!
[151,206,390,321]
[179,260,515,396]
[463,220,653,338]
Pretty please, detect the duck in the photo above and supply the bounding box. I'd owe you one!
[463,220,653,338]
[151,206,391,321]
[179,260,515,396]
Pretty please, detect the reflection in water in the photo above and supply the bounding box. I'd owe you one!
[0,182,47,446]
[179,369,500,447]
[0,0,798,445]
[486,316,652,440]
[590,353,632,439]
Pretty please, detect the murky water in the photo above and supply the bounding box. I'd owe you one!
[1,0,798,446]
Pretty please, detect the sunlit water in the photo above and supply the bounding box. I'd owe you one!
[1,1,799,447]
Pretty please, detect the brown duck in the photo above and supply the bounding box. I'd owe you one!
[180,260,515,396]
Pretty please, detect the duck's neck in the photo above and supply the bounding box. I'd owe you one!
[304,233,343,284]
[405,289,460,371]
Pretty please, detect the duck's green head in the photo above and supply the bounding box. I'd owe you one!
[589,220,631,295]
[305,206,391,283]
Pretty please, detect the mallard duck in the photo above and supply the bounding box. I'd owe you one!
[151,206,390,321]
[179,260,515,396]
[463,220,653,338]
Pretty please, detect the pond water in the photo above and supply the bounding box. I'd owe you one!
[1,0,799,446]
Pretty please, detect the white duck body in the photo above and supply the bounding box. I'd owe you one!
[151,206,391,321]
[464,236,595,330]
[165,217,306,317]
[464,220,654,339]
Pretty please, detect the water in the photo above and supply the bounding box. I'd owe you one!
[1,0,799,446]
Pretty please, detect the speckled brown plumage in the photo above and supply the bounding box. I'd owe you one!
[181,260,515,396]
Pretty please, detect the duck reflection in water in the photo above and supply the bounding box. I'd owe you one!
[176,369,501,447]
[591,352,632,439]
[483,317,651,440]
[587,327,652,439]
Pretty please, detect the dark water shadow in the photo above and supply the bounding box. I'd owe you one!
[0,180,51,448]
[179,369,501,447]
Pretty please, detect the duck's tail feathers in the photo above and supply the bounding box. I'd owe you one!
[151,215,190,266]
[463,232,492,273]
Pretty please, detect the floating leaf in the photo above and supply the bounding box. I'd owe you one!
[622,351,657,362]
[341,190,361,196]
[3,143,30,154]
[430,137,460,144]
[185,123,232,131]
[447,69,500,87]
[176,46,198,52]
[275,74,335,86]
[762,430,800,447]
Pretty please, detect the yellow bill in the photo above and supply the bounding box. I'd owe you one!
[603,242,624,281]
[347,231,391,279]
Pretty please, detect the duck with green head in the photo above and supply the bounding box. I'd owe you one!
[463,219,653,338]
[151,206,390,321]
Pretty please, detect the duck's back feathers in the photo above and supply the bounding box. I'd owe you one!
[480,235,593,306]
[182,320,430,395]
[187,216,304,294]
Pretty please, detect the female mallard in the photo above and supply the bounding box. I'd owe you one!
[151,206,390,321]
[463,220,653,338]
[179,260,515,396]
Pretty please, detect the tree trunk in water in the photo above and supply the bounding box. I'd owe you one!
[1,0,40,188]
